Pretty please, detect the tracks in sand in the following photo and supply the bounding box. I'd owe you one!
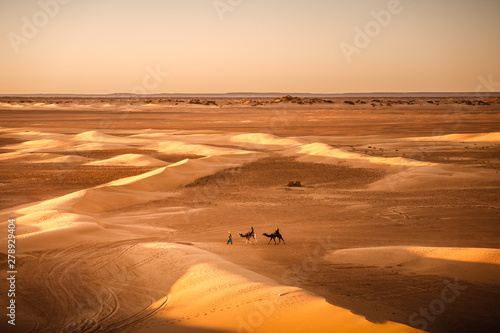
[19,240,168,332]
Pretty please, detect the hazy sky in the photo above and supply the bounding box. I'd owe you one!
[1,0,499,94]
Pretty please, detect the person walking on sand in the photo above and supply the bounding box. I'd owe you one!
[249,226,257,244]
[227,231,233,245]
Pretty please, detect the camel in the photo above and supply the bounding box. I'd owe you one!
[239,226,257,244]
[262,228,285,245]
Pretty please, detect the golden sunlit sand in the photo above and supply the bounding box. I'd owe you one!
[328,246,500,284]
[0,97,499,332]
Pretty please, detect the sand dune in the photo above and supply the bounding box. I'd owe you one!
[30,103,58,108]
[34,155,94,164]
[283,140,499,191]
[406,132,500,142]
[131,132,300,152]
[0,152,64,162]
[4,138,74,152]
[328,246,500,284]
[86,154,168,167]
[0,132,263,222]
[44,241,418,333]
[129,131,179,140]
[106,155,258,192]
[228,132,302,149]
[369,164,500,191]
[3,137,132,152]
[6,182,166,217]
[0,210,133,252]
[285,142,435,167]
[17,222,128,252]
[1,111,499,333]
[151,243,421,333]
[0,102,23,108]
[72,130,122,142]
[1,129,69,140]
[152,140,252,156]
[6,153,261,217]
[71,130,151,145]
[74,141,133,151]
[73,187,173,214]
[0,151,262,260]
[0,238,422,332]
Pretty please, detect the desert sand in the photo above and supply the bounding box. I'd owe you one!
[0,96,499,332]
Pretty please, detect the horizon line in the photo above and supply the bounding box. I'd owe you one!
[1,91,500,98]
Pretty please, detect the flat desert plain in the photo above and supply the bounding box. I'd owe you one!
[0,96,499,333]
